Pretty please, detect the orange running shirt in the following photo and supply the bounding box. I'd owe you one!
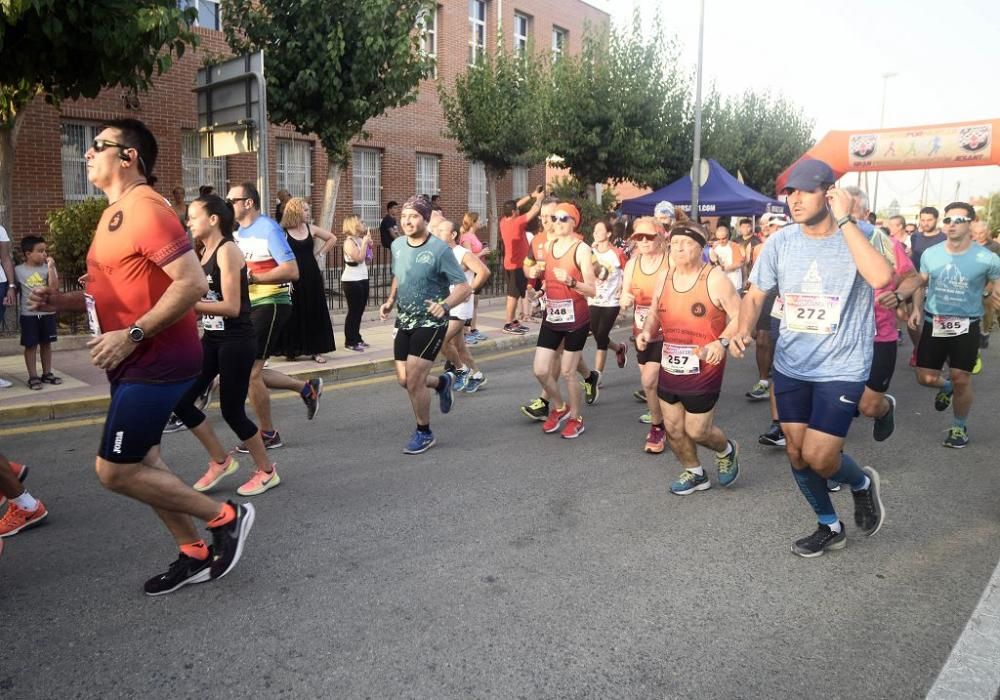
[629,253,667,340]
[542,238,590,330]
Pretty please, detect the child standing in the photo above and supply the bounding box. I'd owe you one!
[15,236,61,390]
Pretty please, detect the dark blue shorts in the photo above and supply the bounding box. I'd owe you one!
[773,370,864,438]
[20,314,57,348]
[98,379,195,464]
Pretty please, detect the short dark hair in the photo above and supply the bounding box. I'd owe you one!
[193,194,236,240]
[239,181,261,210]
[20,235,45,254]
[943,201,976,220]
[502,199,518,218]
[919,206,939,219]
[199,184,215,197]
[431,194,440,202]
[889,215,906,226]
[867,212,877,224]
[386,201,398,211]
[100,118,158,186]
[738,218,751,226]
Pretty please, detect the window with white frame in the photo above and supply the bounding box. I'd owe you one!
[276,139,313,200]
[180,0,221,31]
[552,26,568,57]
[181,131,226,200]
[514,13,530,54]
[418,6,438,78]
[468,0,486,66]
[60,122,103,202]
[416,154,440,198]
[512,166,529,199]
[352,147,382,228]
[468,161,487,219]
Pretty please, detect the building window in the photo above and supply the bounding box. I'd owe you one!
[512,166,529,199]
[418,6,438,79]
[353,147,382,229]
[552,26,568,57]
[468,161,487,219]
[60,122,103,202]
[276,140,313,200]
[416,154,440,199]
[181,131,227,201]
[514,13,530,54]
[181,0,221,31]
[468,0,486,66]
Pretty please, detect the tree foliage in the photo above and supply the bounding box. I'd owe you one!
[975,192,1000,235]
[547,12,687,189]
[46,197,107,283]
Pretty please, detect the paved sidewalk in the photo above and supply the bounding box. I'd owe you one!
[0,299,588,424]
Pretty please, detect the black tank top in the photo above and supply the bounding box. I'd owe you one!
[202,240,254,339]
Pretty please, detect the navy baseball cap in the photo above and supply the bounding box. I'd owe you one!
[783,160,836,193]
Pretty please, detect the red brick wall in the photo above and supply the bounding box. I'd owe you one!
[9,1,608,248]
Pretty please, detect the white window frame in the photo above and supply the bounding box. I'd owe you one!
[468,161,487,220]
[468,0,487,66]
[552,26,568,57]
[512,166,529,199]
[181,131,227,201]
[60,122,103,202]
[276,139,313,200]
[416,154,440,199]
[513,13,530,54]
[181,0,221,31]
[418,6,438,79]
[352,147,382,229]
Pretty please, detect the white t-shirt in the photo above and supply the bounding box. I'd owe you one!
[714,242,743,290]
[449,245,475,320]
[0,225,9,284]
[341,235,369,282]
[589,247,624,307]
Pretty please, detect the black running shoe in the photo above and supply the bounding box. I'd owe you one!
[873,394,895,442]
[791,523,846,558]
[162,414,187,434]
[520,398,549,421]
[758,422,786,447]
[303,378,323,420]
[852,466,885,536]
[144,553,212,596]
[633,388,647,403]
[208,501,256,580]
[583,370,601,405]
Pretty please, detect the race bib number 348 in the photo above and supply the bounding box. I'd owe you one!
[784,293,841,335]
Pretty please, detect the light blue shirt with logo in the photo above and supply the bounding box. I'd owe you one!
[920,241,1000,319]
[391,235,467,330]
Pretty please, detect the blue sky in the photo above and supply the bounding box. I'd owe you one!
[586,0,1000,209]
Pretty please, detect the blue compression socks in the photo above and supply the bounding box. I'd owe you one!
[791,467,837,526]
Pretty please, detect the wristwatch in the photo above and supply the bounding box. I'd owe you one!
[440,302,451,314]
[894,292,904,304]
[568,278,577,288]
[127,324,145,343]
[717,337,730,349]
[836,214,857,228]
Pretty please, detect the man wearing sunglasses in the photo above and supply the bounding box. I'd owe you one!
[732,158,893,558]
[908,203,1000,448]
[29,119,255,593]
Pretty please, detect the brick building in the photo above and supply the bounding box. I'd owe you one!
[9,0,609,243]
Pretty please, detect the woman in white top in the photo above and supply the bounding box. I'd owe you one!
[589,219,629,375]
[341,215,372,351]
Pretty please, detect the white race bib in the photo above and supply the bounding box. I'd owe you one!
[634,305,651,328]
[661,343,700,375]
[546,298,576,324]
[784,293,841,334]
[931,315,970,337]
[770,296,784,320]
[84,293,102,336]
[201,313,225,331]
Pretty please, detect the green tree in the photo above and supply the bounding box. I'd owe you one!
[0,0,198,231]
[221,0,434,230]
[976,192,1000,235]
[548,12,687,191]
[439,45,549,247]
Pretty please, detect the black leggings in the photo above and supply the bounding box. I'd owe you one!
[343,279,369,346]
[589,306,620,350]
[173,338,258,441]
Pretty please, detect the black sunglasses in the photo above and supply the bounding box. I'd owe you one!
[226,196,251,205]
[632,233,658,241]
[942,216,972,225]
[91,138,129,153]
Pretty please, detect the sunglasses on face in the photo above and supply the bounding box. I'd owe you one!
[550,213,573,223]
[942,216,972,225]
[226,196,250,205]
[91,138,128,153]
[632,233,657,241]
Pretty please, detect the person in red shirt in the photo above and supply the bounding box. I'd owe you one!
[30,119,254,595]
[500,186,544,334]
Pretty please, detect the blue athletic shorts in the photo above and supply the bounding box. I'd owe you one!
[98,379,195,463]
[773,370,864,438]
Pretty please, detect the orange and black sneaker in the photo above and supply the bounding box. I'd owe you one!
[0,461,28,509]
[302,378,323,420]
[144,552,212,596]
[0,500,48,538]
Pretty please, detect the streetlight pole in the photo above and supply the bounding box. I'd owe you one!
[690,0,705,223]
[872,71,897,216]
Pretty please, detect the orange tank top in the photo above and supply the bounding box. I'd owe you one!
[543,238,590,329]
[630,253,667,339]
[656,264,727,395]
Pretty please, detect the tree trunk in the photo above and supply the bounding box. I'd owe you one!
[317,160,343,270]
[0,109,26,233]
[487,167,501,250]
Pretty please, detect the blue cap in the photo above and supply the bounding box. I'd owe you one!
[784,160,836,193]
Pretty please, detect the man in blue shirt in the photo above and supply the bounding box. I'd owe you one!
[732,159,893,558]
[907,202,1000,448]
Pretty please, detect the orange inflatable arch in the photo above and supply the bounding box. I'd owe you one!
[776,118,1000,193]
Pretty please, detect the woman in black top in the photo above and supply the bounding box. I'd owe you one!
[173,195,280,497]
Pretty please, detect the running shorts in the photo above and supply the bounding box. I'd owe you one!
[19,314,58,348]
[99,379,195,463]
[655,389,719,414]
[866,340,898,393]
[250,303,292,361]
[636,339,663,365]
[537,323,589,352]
[393,324,447,362]
[916,319,980,373]
[773,370,865,438]
[505,268,528,298]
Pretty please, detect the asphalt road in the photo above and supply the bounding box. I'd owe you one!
[2,334,999,699]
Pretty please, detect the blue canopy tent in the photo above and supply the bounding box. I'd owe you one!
[620,160,787,218]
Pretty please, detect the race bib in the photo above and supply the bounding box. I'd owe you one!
[201,312,225,332]
[784,293,841,334]
[770,296,784,320]
[634,305,651,328]
[932,315,970,337]
[84,293,101,336]
[661,343,700,375]
[546,298,576,324]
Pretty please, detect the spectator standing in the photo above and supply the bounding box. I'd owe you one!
[275,197,337,363]
[341,215,372,351]
[459,212,490,342]
[500,186,545,334]
[0,224,14,387]
[274,189,291,223]
[170,187,188,228]
[15,236,61,389]
[380,201,401,249]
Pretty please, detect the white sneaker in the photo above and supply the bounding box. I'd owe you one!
[0,377,12,389]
